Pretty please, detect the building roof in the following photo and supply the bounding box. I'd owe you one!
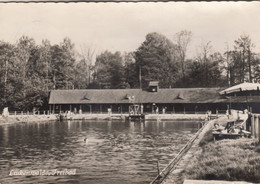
[49,87,230,104]
[219,82,260,95]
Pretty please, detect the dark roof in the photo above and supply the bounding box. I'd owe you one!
[49,87,231,104]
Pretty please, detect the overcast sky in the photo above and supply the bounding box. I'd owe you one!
[0,2,260,58]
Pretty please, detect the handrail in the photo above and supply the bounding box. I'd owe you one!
[150,121,208,184]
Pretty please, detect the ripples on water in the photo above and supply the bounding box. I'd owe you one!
[0,120,202,184]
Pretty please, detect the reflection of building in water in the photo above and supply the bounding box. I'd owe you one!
[49,81,260,114]
[2,126,9,146]
[107,120,112,131]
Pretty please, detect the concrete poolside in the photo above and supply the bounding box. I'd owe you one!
[0,114,57,124]
[0,112,216,124]
[58,113,214,120]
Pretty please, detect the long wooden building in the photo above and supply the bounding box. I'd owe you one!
[49,82,260,114]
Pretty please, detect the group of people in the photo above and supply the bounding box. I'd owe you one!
[153,106,167,114]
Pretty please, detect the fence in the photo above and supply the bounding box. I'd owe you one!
[1,110,210,116]
[2,111,53,116]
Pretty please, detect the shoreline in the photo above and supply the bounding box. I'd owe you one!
[0,114,57,125]
[0,113,216,125]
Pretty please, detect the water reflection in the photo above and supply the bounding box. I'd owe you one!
[0,120,201,184]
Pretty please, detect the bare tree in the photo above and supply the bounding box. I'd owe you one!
[174,30,192,79]
[234,34,254,82]
[196,41,212,87]
[79,44,96,85]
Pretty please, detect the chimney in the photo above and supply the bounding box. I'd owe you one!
[148,81,159,92]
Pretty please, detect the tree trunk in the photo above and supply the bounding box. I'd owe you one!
[242,50,245,82]
[248,50,252,82]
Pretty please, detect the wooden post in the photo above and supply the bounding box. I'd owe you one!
[53,104,55,114]
[49,105,51,113]
[70,105,72,112]
[59,105,61,113]
[90,105,92,114]
[256,115,259,139]
[184,107,186,114]
[121,105,122,114]
[14,111,16,116]
[100,104,102,114]
[258,115,260,144]
[157,160,160,175]
[251,114,255,137]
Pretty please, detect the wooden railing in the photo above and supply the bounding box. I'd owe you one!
[150,121,208,184]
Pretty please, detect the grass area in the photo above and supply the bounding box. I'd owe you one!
[198,129,215,147]
[184,135,260,183]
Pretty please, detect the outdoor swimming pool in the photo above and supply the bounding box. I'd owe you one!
[0,120,202,184]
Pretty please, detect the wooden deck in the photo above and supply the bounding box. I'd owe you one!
[183,179,252,184]
[127,114,145,120]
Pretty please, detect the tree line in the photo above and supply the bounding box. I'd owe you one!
[0,31,259,111]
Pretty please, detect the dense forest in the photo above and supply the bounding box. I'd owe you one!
[0,31,259,111]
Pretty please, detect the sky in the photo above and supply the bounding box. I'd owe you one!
[0,2,260,59]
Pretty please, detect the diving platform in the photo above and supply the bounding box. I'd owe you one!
[127,114,145,120]
[127,104,145,120]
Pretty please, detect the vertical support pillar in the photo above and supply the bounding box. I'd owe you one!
[249,114,255,137]
[70,105,72,112]
[49,105,51,114]
[172,106,175,114]
[184,107,186,114]
[120,105,122,114]
[256,115,259,139]
[53,104,55,114]
[251,115,255,137]
[258,115,260,144]
[59,105,61,113]
[100,104,102,114]
[110,105,112,114]
[90,105,92,114]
